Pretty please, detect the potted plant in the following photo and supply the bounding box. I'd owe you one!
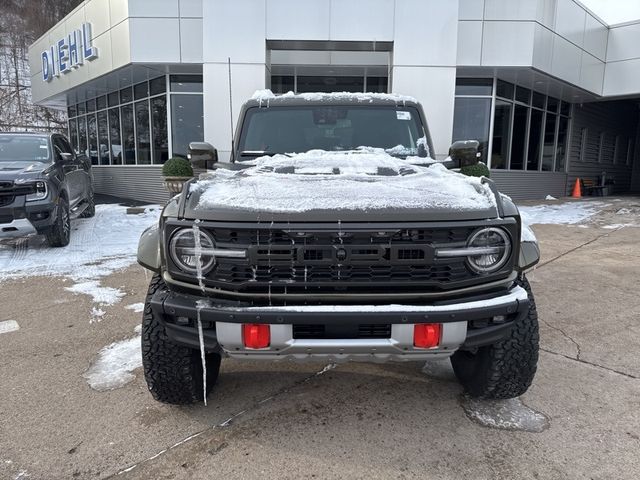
[162,157,194,195]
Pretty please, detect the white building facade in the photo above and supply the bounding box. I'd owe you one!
[29,0,640,202]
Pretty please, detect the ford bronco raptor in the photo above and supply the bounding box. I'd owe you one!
[0,132,94,247]
[137,92,540,405]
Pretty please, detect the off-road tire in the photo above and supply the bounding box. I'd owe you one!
[141,274,221,405]
[45,198,70,247]
[79,191,95,218]
[450,276,539,399]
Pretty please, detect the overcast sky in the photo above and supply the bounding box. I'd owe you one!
[579,0,640,24]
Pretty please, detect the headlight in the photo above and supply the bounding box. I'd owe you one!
[26,181,48,202]
[169,227,216,274]
[466,227,511,273]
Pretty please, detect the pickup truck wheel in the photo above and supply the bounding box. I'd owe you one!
[45,198,70,247]
[79,192,95,218]
[450,276,539,399]
[141,274,221,405]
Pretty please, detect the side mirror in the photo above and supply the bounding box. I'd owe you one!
[448,140,480,168]
[59,152,74,163]
[188,142,218,169]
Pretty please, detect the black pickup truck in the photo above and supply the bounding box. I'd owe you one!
[137,92,541,405]
[0,132,94,247]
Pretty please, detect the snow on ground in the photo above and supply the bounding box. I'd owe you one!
[518,201,606,225]
[83,324,142,391]
[193,150,496,213]
[0,204,160,319]
[0,320,20,335]
[461,396,549,433]
[125,303,145,313]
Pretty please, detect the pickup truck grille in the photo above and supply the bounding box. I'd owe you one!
[0,181,35,206]
[167,222,516,296]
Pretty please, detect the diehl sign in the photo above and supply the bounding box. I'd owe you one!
[41,23,98,82]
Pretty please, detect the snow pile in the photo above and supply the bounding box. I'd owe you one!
[519,201,605,225]
[193,150,496,214]
[65,280,125,306]
[125,303,145,313]
[0,320,20,334]
[251,89,417,105]
[83,324,142,391]
[461,396,549,433]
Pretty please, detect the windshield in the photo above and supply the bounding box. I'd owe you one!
[0,135,50,163]
[238,106,429,159]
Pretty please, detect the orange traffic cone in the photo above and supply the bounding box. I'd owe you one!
[571,178,582,198]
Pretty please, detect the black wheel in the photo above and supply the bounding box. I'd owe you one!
[45,198,71,247]
[79,191,95,218]
[141,274,221,405]
[451,276,539,399]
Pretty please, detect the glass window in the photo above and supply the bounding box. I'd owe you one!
[108,91,119,107]
[491,100,512,170]
[366,76,388,93]
[135,100,151,164]
[150,76,166,96]
[541,113,557,171]
[296,76,364,93]
[455,78,492,96]
[96,95,107,110]
[560,101,571,116]
[453,97,492,161]
[97,111,110,165]
[108,108,122,165]
[77,102,86,116]
[120,86,133,104]
[496,80,514,100]
[547,96,559,113]
[271,75,294,94]
[151,96,168,164]
[78,115,88,157]
[510,105,528,170]
[515,86,531,105]
[527,109,544,170]
[68,118,79,153]
[134,81,149,100]
[87,114,98,165]
[555,117,568,172]
[0,135,51,162]
[171,94,203,158]
[579,128,588,162]
[68,105,76,118]
[532,92,545,109]
[614,135,624,164]
[86,98,96,113]
[121,104,135,164]
[170,75,203,93]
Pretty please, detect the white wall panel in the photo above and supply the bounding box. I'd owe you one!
[459,0,484,20]
[481,21,535,66]
[86,32,114,78]
[456,21,482,66]
[579,51,604,94]
[536,0,557,29]
[329,0,394,41]
[606,23,640,62]
[110,19,131,70]
[179,0,202,17]
[394,0,458,66]
[203,0,266,64]
[128,0,179,18]
[484,0,537,20]
[266,0,330,40]
[84,0,110,37]
[110,0,129,24]
[532,24,554,71]
[551,35,582,85]
[555,0,585,47]
[180,18,203,63]
[603,59,640,96]
[129,18,180,62]
[391,66,456,159]
[583,14,607,61]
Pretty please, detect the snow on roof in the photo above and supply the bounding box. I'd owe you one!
[251,89,418,104]
[192,150,496,214]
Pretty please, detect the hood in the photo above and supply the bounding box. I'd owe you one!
[182,150,498,222]
[0,161,49,180]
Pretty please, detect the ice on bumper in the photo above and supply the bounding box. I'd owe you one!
[192,150,497,214]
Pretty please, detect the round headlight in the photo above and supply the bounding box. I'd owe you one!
[466,227,511,273]
[169,228,216,274]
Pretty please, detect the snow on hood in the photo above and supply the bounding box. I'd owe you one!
[0,161,47,173]
[251,89,418,105]
[191,150,496,214]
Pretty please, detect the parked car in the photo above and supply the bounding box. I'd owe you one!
[0,132,94,247]
[137,92,541,405]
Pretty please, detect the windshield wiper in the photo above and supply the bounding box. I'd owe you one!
[240,150,292,157]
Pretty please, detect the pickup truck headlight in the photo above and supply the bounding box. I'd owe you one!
[169,227,216,274]
[466,227,511,273]
[25,181,48,202]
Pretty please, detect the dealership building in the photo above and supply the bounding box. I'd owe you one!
[29,0,640,203]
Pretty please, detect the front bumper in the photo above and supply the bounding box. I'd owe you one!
[150,283,530,362]
[0,218,37,238]
[0,195,56,238]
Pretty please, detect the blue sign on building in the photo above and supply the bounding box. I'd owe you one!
[41,23,98,82]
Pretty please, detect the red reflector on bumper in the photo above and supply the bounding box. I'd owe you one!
[413,323,441,348]
[242,323,270,349]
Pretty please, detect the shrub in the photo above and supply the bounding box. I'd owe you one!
[460,162,490,178]
[162,157,193,177]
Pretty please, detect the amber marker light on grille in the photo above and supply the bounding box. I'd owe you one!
[413,323,442,348]
[242,324,271,349]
